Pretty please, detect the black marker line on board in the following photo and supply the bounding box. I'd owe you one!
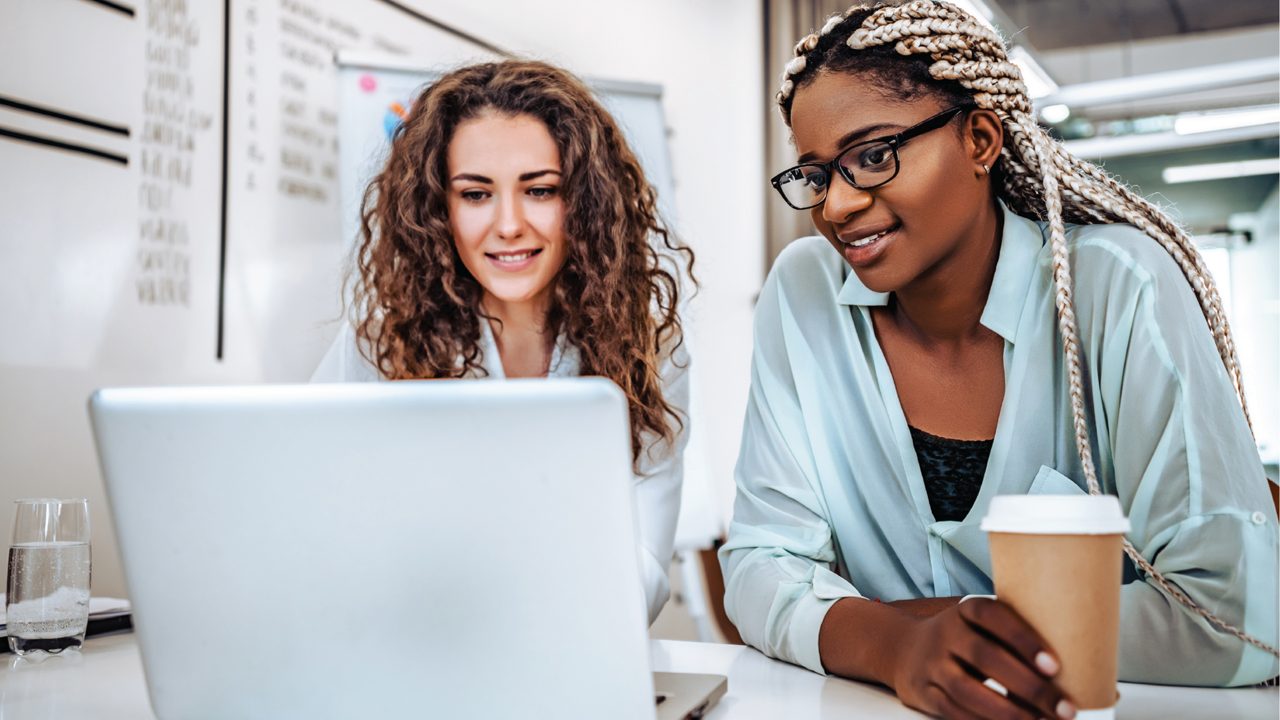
[0,126,128,165]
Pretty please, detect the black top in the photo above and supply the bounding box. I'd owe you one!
[909,426,993,522]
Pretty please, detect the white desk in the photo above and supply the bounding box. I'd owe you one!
[0,633,1275,719]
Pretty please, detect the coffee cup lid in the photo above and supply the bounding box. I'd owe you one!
[980,494,1131,535]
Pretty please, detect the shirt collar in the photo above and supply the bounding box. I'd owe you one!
[835,201,1044,343]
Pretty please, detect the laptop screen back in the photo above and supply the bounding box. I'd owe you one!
[90,379,655,719]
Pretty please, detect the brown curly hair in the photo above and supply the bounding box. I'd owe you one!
[350,59,695,464]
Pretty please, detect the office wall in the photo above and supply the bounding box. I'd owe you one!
[0,0,764,597]
[1232,187,1280,466]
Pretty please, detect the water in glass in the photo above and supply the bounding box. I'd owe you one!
[6,541,91,654]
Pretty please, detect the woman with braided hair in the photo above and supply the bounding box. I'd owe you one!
[313,60,695,625]
[720,1,1278,716]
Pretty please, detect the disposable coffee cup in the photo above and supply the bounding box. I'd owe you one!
[981,494,1130,720]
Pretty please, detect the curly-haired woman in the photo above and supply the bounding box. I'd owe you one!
[721,2,1277,717]
[313,60,695,625]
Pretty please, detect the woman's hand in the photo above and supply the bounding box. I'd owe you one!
[890,598,1076,720]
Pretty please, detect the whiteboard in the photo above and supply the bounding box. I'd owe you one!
[0,0,498,378]
[0,0,222,370]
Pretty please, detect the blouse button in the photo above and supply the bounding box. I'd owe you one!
[1252,511,1267,525]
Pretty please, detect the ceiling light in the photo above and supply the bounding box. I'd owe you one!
[1064,123,1280,159]
[1174,105,1280,135]
[1008,46,1059,100]
[1038,58,1277,110]
[1040,104,1070,124]
[1162,158,1280,184]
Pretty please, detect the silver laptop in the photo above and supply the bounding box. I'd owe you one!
[89,379,725,719]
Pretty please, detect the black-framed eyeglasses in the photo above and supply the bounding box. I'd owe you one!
[770,104,975,210]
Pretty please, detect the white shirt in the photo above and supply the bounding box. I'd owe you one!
[721,204,1278,686]
[312,317,690,625]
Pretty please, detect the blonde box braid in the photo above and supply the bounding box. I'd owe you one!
[778,0,1275,658]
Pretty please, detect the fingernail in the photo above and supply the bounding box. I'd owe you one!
[1056,699,1076,719]
[1035,651,1060,676]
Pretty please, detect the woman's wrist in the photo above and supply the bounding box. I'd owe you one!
[887,596,963,618]
[818,596,919,688]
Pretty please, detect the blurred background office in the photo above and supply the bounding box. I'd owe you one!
[0,0,1275,643]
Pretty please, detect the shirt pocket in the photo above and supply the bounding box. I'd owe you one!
[1028,465,1088,496]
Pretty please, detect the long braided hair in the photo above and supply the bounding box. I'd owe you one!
[778,0,1274,657]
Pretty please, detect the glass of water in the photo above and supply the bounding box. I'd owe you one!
[6,499,92,655]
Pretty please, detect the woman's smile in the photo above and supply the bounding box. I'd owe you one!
[484,247,545,271]
[837,222,900,267]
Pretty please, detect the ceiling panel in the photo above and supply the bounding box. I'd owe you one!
[991,0,1279,49]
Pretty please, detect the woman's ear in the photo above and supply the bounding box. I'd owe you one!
[965,108,1004,174]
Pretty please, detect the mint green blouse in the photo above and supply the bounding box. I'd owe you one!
[720,203,1279,686]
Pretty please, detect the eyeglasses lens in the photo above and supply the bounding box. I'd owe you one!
[839,141,896,188]
[777,166,828,208]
